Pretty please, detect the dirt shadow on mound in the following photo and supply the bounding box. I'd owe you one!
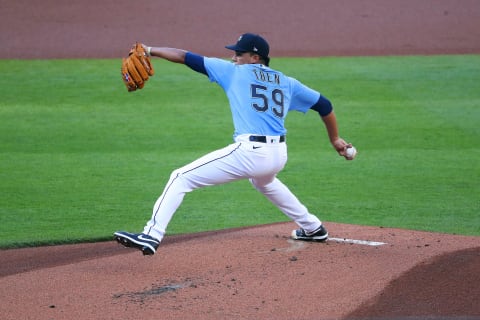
[344,247,480,320]
[0,223,281,278]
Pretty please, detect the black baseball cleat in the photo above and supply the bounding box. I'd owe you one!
[291,225,328,242]
[114,231,160,255]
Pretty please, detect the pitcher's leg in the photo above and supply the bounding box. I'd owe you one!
[144,143,246,241]
[250,177,322,232]
[143,169,189,241]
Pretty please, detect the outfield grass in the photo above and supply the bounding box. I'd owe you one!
[0,55,479,248]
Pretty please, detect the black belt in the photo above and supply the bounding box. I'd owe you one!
[249,135,285,143]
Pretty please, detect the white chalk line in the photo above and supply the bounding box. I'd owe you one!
[328,237,387,246]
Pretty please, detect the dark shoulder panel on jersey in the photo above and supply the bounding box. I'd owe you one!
[185,52,207,75]
[310,95,333,116]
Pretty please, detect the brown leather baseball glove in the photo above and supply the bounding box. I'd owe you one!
[121,43,154,92]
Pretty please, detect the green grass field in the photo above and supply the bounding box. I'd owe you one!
[0,55,479,248]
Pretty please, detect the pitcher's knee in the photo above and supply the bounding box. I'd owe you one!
[170,169,202,192]
[170,168,182,180]
[167,169,190,192]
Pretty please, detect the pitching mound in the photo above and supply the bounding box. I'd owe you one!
[1,222,479,319]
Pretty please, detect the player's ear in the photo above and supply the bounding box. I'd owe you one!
[251,53,261,63]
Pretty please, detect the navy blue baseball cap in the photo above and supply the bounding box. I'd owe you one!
[225,33,270,59]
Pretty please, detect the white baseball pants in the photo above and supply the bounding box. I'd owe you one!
[143,134,322,242]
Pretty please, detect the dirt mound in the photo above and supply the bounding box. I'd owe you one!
[1,223,479,319]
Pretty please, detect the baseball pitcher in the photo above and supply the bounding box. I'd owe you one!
[115,33,356,255]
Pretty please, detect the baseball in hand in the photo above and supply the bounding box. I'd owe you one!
[345,146,357,160]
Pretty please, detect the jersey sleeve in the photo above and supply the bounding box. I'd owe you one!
[288,77,322,113]
[310,95,333,116]
[185,52,207,75]
[203,57,236,89]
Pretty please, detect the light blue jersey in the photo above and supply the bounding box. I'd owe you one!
[204,58,321,138]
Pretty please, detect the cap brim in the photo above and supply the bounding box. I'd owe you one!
[225,44,246,52]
